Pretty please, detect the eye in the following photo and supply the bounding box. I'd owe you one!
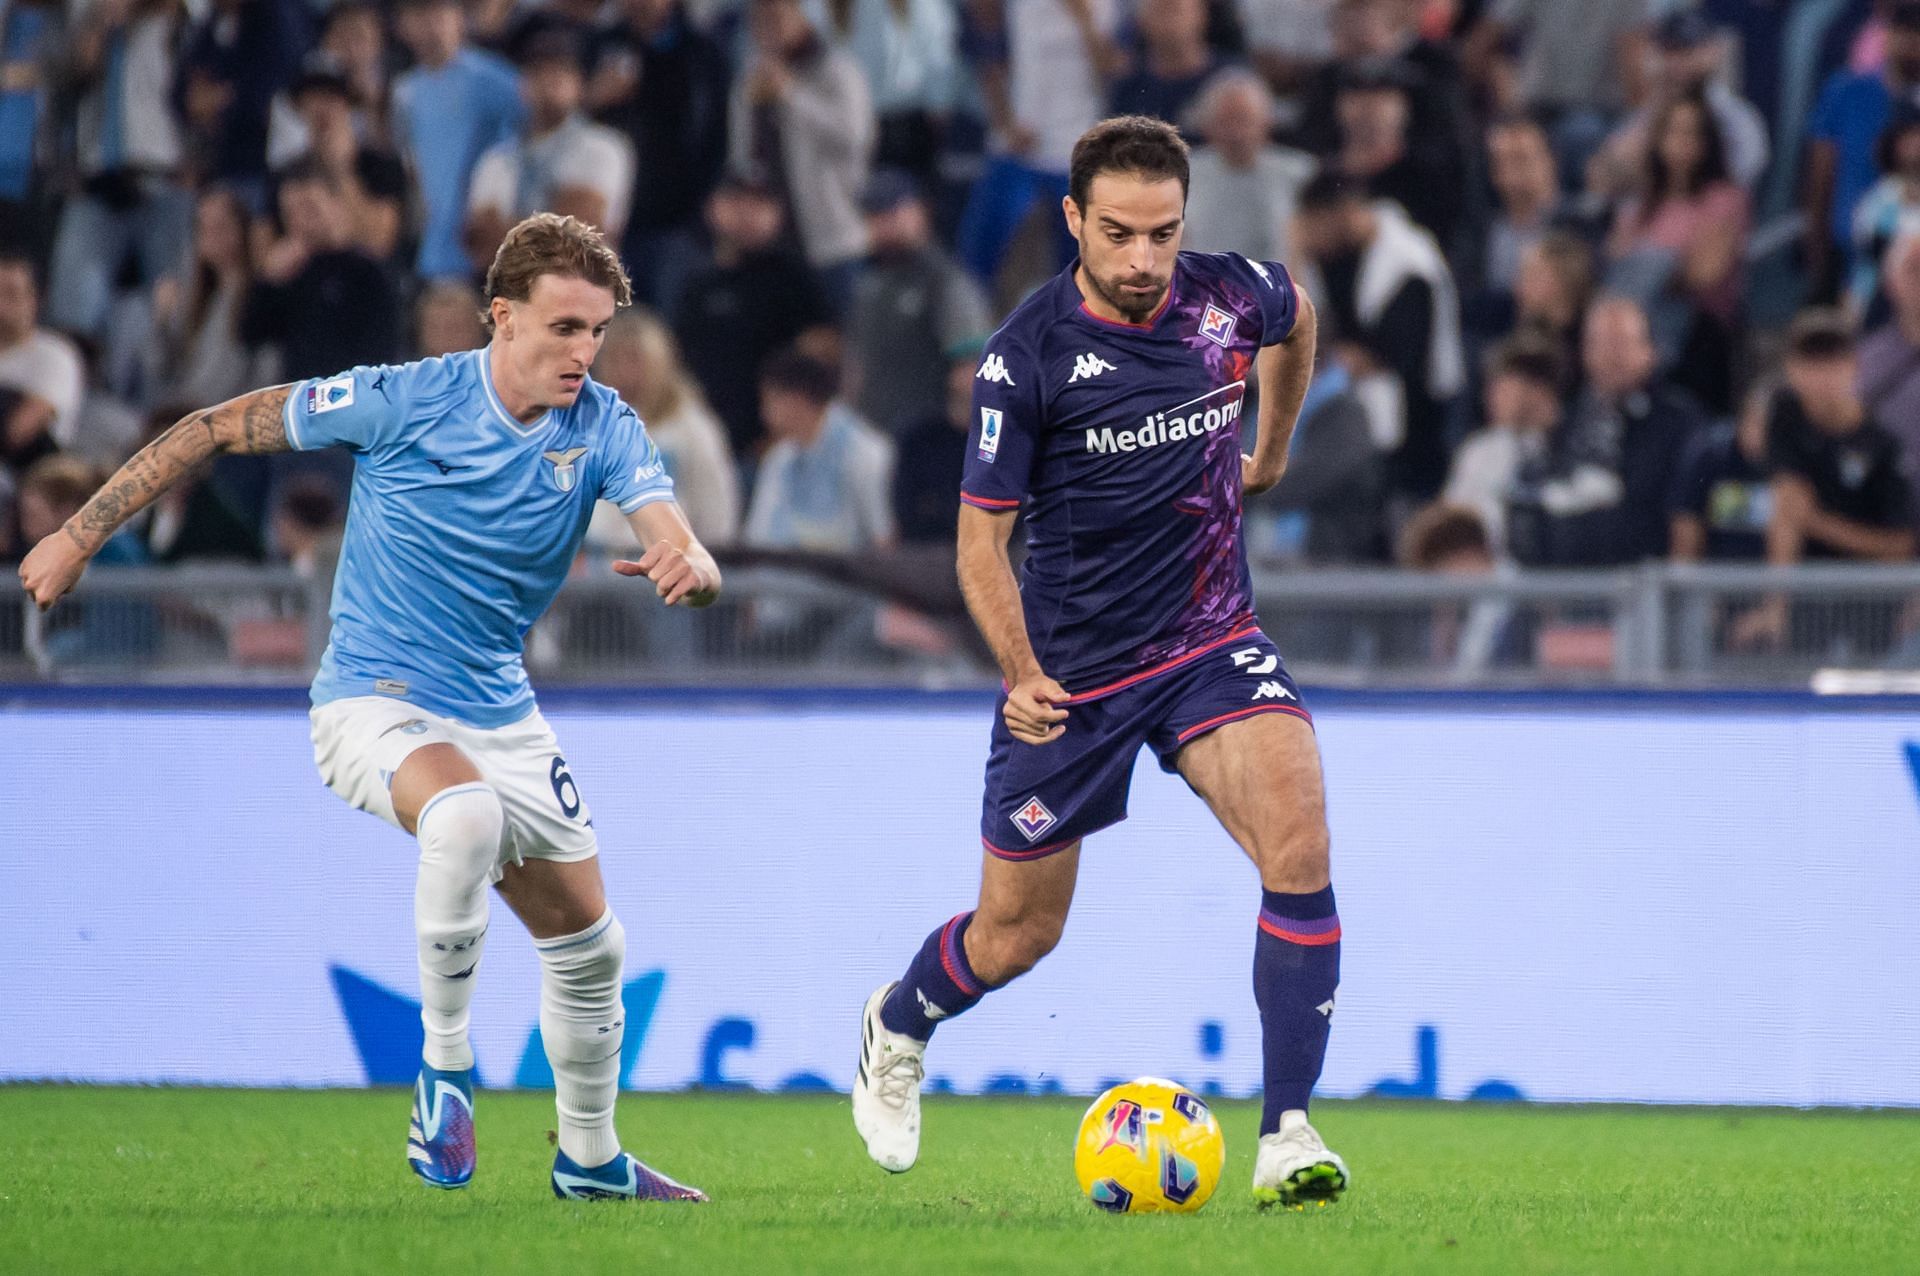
[1108,231,1128,244]
[1153,229,1176,243]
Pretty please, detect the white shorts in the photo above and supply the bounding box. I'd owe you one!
[310,696,597,881]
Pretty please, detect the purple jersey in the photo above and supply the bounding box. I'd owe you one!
[961,251,1300,698]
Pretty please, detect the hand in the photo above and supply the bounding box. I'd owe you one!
[18,530,91,612]
[1004,671,1069,745]
[258,235,310,284]
[613,540,717,606]
[1242,451,1285,496]
[1728,598,1788,652]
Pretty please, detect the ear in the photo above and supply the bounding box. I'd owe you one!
[1061,195,1082,239]
[490,296,514,338]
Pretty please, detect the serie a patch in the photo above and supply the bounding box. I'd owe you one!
[307,375,355,415]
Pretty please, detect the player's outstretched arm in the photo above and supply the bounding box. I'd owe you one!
[614,500,722,607]
[958,503,1067,745]
[17,385,294,610]
[1243,288,1318,496]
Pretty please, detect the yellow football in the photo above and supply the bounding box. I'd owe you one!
[1073,1077,1226,1213]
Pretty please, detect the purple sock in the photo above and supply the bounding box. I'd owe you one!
[879,912,990,1040]
[1254,885,1341,1135]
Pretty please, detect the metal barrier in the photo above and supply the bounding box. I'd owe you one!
[7,558,1920,687]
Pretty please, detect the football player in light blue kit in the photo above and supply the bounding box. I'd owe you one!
[20,214,719,1202]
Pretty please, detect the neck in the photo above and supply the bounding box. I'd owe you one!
[1505,189,1551,223]
[1073,264,1155,326]
[1149,40,1208,78]
[791,410,829,448]
[531,110,572,139]
[487,341,546,423]
[420,45,459,71]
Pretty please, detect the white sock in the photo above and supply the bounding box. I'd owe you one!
[413,782,504,1073]
[536,909,625,1168]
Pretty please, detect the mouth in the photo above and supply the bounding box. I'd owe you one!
[558,372,585,392]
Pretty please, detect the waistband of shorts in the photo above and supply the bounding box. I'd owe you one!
[1051,625,1264,706]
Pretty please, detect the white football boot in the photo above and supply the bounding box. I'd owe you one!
[851,983,926,1172]
[1252,1109,1349,1207]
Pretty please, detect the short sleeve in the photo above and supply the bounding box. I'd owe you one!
[959,336,1044,511]
[1220,253,1300,346]
[1764,391,1811,476]
[1668,433,1714,516]
[599,403,677,513]
[283,364,407,453]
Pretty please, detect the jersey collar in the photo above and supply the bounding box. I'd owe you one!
[476,349,556,436]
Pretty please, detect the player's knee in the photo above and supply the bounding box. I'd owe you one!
[415,782,505,886]
[537,912,625,1063]
[1254,819,1331,893]
[971,912,1066,985]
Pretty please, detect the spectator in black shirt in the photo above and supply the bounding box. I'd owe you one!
[276,62,408,265]
[1335,66,1463,254]
[1108,0,1221,135]
[1670,383,1774,563]
[242,158,401,382]
[588,0,732,307]
[672,172,835,457]
[177,0,313,196]
[891,354,975,546]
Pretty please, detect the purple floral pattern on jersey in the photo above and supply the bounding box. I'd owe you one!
[1130,281,1266,669]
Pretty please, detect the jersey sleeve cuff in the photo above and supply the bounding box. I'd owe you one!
[960,491,1022,510]
[282,383,308,451]
[617,486,675,513]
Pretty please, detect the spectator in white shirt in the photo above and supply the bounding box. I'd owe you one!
[466,28,635,271]
[0,252,85,471]
[1443,332,1567,549]
[1182,69,1317,263]
[744,350,895,553]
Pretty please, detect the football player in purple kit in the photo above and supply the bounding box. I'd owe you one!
[850,117,1346,1206]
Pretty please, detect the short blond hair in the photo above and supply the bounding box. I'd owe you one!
[482,213,632,331]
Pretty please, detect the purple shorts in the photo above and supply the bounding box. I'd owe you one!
[980,628,1310,860]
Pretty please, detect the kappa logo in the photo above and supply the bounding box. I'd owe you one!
[976,353,1016,386]
[1248,259,1275,287]
[1252,681,1296,702]
[1011,795,1057,842]
[978,407,1003,462]
[1199,304,1237,347]
[307,375,355,415]
[543,446,589,492]
[1068,353,1117,383]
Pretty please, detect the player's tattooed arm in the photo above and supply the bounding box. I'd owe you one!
[17,385,293,609]
[958,505,1068,745]
[1244,289,1318,496]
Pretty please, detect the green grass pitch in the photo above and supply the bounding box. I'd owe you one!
[3,1087,1916,1275]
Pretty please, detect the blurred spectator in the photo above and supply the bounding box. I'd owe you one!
[1848,104,1920,316]
[0,251,83,471]
[1296,0,1471,178]
[43,0,192,342]
[318,2,392,141]
[1398,501,1514,676]
[1604,90,1749,414]
[820,0,960,182]
[848,170,992,436]
[391,0,524,279]
[17,453,158,663]
[891,353,974,545]
[1507,295,1705,566]
[177,0,312,197]
[1335,64,1462,252]
[137,404,263,564]
[153,187,271,408]
[0,0,59,219]
[956,0,1122,286]
[1473,112,1564,299]
[278,62,407,265]
[588,0,732,307]
[1467,0,1654,174]
[1109,0,1222,132]
[1235,0,1337,96]
[1249,344,1386,563]
[1443,331,1565,548]
[1294,170,1464,507]
[413,280,487,360]
[589,308,740,548]
[242,159,402,382]
[1859,234,1920,513]
[467,29,635,270]
[270,475,344,576]
[1511,229,1597,368]
[1670,383,1774,563]
[18,454,144,566]
[743,349,895,551]
[672,172,834,456]
[1807,0,1920,297]
[1767,309,1914,563]
[1592,11,1770,198]
[729,0,876,305]
[1181,69,1316,262]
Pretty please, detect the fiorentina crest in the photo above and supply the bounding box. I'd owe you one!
[543,447,589,492]
[1011,795,1056,842]
[1199,304,1236,347]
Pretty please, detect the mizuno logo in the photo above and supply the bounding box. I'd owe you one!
[1068,353,1117,383]
[1253,681,1296,701]
[976,353,1016,386]
[427,459,472,475]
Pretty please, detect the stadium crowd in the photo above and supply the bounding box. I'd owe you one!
[4,0,1920,632]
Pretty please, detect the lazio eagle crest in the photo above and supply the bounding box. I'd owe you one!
[543,447,589,492]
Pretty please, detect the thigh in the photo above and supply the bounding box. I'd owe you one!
[310,697,470,832]
[1175,713,1329,890]
[456,709,598,874]
[496,855,608,940]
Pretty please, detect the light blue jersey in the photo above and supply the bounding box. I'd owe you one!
[286,348,675,727]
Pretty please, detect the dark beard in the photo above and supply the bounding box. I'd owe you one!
[1088,267,1167,323]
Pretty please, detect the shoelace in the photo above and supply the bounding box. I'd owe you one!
[871,1047,924,1108]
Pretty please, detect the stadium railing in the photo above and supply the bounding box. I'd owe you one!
[6,557,1920,688]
